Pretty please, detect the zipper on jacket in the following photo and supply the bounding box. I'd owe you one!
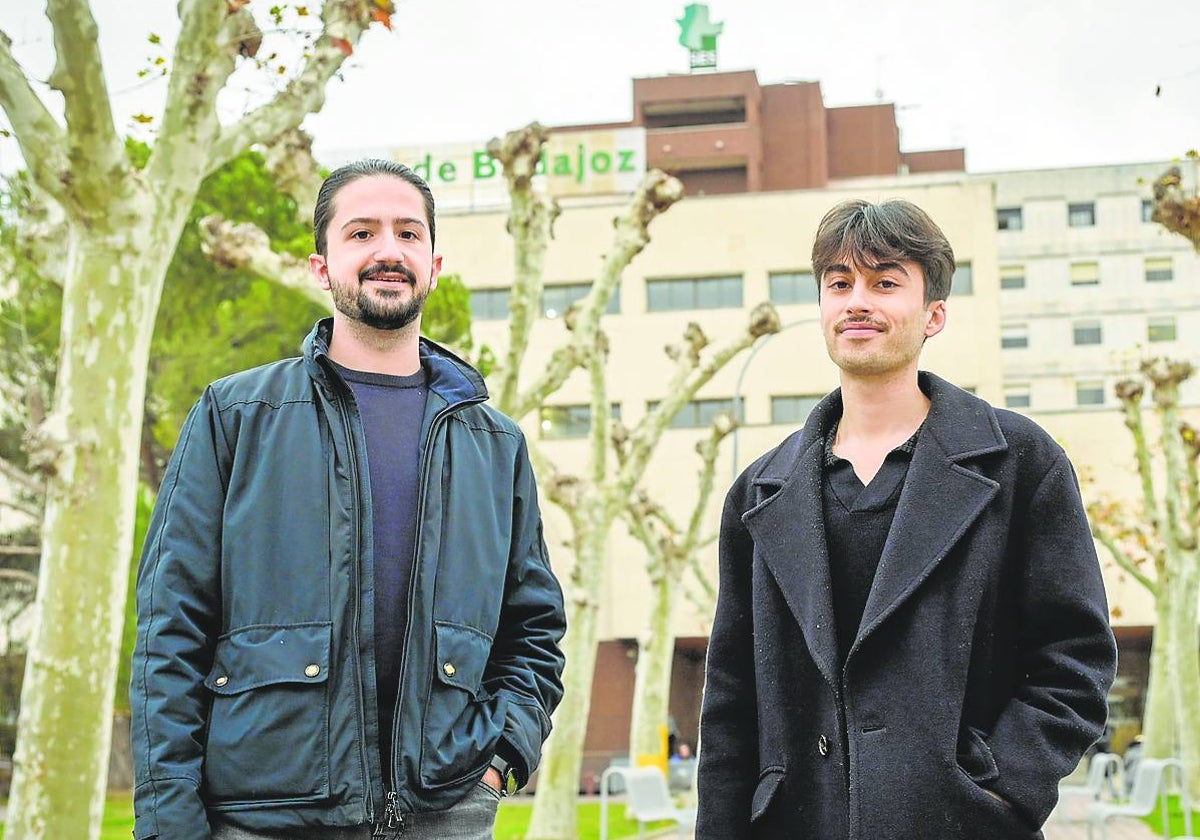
[372,790,404,836]
[389,396,486,799]
[329,375,378,826]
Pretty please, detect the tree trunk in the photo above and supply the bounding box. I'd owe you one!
[1141,594,1176,759]
[5,219,171,840]
[628,577,677,771]
[1167,546,1200,800]
[526,518,609,840]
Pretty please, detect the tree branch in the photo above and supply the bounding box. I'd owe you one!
[510,170,684,420]
[488,122,556,416]
[617,303,780,498]
[207,0,375,173]
[45,0,129,209]
[0,455,42,501]
[0,30,69,204]
[198,214,332,311]
[1092,524,1158,597]
[1115,378,1161,546]
[145,0,250,197]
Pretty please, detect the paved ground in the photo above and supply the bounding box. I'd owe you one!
[1044,812,1164,839]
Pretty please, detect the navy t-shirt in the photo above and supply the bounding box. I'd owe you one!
[335,363,427,789]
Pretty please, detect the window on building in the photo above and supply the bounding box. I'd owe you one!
[1147,316,1177,343]
[951,262,973,296]
[1144,257,1173,283]
[542,282,619,319]
[539,403,622,439]
[1073,320,1103,346]
[999,265,1026,290]
[1068,202,1096,227]
[1070,261,1100,286]
[769,270,818,305]
[1075,380,1105,407]
[996,207,1023,231]
[646,275,742,311]
[1004,386,1031,409]
[649,398,743,429]
[771,395,822,425]
[470,288,511,320]
[1142,198,1155,223]
[1001,323,1029,349]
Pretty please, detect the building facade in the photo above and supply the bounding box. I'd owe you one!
[335,68,1193,784]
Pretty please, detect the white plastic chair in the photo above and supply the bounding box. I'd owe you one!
[1055,752,1122,821]
[1087,757,1193,840]
[599,765,697,840]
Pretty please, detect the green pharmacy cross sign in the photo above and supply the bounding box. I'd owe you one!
[677,3,723,71]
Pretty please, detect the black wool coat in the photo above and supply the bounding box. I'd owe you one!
[696,373,1117,840]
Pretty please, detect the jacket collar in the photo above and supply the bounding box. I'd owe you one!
[742,371,1008,687]
[304,318,489,410]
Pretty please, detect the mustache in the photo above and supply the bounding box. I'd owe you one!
[359,262,417,284]
[836,317,887,333]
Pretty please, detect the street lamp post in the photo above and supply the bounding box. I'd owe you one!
[730,317,821,481]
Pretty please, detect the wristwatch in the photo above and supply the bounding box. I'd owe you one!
[489,753,519,797]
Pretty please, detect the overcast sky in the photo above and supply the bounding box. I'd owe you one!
[2,0,1198,175]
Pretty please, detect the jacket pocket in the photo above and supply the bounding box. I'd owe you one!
[955,725,999,784]
[751,766,786,822]
[203,622,332,806]
[419,621,506,789]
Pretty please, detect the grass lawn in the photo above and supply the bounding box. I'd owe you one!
[2,794,675,840]
[1140,793,1200,837]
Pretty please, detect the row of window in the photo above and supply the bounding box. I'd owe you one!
[1004,381,1107,410]
[1001,315,1179,349]
[999,258,1174,290]
[545,372,1177,435]
[996,199,1156,231]
[471,265,976,321]
[541,396,831,438]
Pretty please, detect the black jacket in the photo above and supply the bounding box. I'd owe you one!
[131,320,566,839]
[697,372,1116,839]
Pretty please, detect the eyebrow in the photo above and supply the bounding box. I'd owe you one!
[340,216,427,232]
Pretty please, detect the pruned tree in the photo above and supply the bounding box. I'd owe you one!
[483,123,781,840]
[0,3,393,836]
[624,412,735,785]
[1150,154,1200,251]
[1087,358,1199,799]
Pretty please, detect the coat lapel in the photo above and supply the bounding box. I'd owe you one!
[851,373,1008,655]
[743,401,842,691]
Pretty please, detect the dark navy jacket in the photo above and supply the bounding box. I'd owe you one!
[131,319,566,839]
[697,372,1116,840]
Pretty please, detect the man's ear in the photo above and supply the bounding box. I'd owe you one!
[429,253,443,292]
[924,299,947,338]
[309,254,331,290]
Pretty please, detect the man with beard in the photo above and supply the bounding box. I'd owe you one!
[697,199,1116,839]
[131,160,566,840]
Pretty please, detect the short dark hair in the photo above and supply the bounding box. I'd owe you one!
[811,199,955,304]
[313,159,436,256]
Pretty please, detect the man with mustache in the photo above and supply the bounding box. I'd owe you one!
[697,199,1116,839]
[131,160,566,840]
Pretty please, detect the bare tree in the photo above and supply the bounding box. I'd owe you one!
[1088,358,1199,799]
[483,124,781,840]
[0,3,390,836]
[624,414,734,783]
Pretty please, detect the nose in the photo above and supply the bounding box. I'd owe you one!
[844,278,871,313]
[373,231,405,262]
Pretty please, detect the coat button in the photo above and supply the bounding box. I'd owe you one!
[214,676,228,687]
[443,662,456,677]
[304,664,320,678]
[818,735,829,756]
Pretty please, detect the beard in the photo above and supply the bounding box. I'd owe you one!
[330,262,430,331]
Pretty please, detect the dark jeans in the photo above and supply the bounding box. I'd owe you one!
[210,782,501,840]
